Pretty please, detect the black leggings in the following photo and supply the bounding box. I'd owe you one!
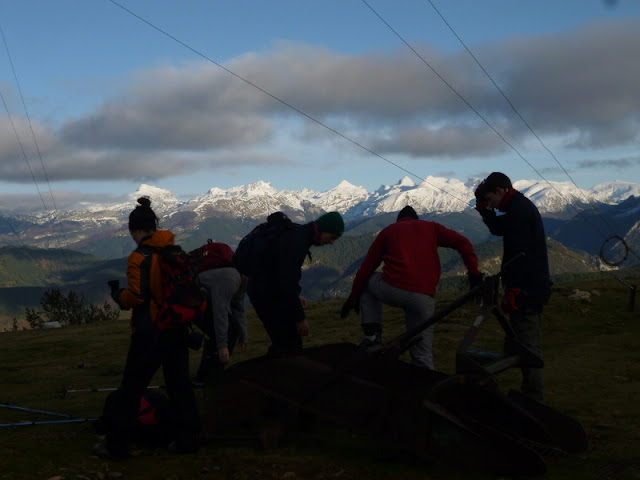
[103,327,201,454]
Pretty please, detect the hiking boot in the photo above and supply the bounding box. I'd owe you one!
[167,438,200,454]
[358,334,382,349]
[92,442,129,461]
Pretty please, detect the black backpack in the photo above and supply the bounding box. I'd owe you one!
[234,212,297,276]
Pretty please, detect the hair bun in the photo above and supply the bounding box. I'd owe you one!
[129,196,158,231]
[137,196,151,208]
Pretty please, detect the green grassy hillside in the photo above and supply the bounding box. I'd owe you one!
[0,276,638,479]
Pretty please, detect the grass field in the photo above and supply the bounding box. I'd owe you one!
[0,276,639,480]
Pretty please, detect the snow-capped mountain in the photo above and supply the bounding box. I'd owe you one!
[513,180,592,216]
[1,176,639,255]
[588,181,640,204]
[184,181,314,222]
[111,184,183,214]
[354,176,472,216]
[38,177,640,223]
[306,180,370,214]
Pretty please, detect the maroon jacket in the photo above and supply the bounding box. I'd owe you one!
[349,217,481,298]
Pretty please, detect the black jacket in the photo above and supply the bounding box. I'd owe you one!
[480,191,551,306]
[247,222,315,324]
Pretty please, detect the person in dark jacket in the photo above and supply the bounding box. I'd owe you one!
[93,197,201,459]
[475,172,552,401]
[247,211,344,358]
[341,205,483,369]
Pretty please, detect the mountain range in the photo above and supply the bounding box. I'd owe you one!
[0,175,639,325]
[2,176,639,257]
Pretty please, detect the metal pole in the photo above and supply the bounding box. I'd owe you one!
[0,403,76,419]
[57,385,163,398]
[0,403,98,428]
[385,254,525,356]
[0,418,97,428]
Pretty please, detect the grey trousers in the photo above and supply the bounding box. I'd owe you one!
[360,272,436,369]
[510,308,544,401]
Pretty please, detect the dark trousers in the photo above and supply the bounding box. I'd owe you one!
[510,308,544,402]
[104,327,201,455]
[248,291,302,357]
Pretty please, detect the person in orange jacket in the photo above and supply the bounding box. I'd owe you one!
[94,196,201,459]
[341,205,483,370]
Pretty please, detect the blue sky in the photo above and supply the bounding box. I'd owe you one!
[1,0,640,211]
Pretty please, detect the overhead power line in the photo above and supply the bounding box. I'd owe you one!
[108,0,636,275]
[0,23,74,271]
[106,0,469,208]
[423,0,639,264]
[361,0,638,268]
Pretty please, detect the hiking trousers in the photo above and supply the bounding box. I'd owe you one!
[198,267,247,349]
[196,268,247,381]
[104,327,201,455]
[248,291,302,357]
[360,272,436,369]
[510,308,544,401]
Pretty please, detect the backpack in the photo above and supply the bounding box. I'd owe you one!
[189,239,235,273]
[141,244,207,330]
[233,212,297,276]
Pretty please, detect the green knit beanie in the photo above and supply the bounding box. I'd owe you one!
[315,211,344,237]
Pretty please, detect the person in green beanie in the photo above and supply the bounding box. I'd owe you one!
[315,211,345,238]
[246,211,344,357]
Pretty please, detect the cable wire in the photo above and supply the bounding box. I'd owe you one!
[362,1,610,236]
[0,24,73,271]
[108,0,637,277]
[362,0,637,275]
[106,0,469,208]
[423,0,640,264]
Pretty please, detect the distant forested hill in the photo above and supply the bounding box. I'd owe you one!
[0,234,627,324]
[0,246,125,321]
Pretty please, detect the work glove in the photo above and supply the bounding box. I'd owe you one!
[107,280,125,309]
[340,297,360,319]
[467,272,484,291]
[501,288,522,314]
[107,280,120,301]
[467,272,485,304]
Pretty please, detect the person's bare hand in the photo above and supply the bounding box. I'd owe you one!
[299,295,308,309]
[218,347,230,364]
[296,319,309,336]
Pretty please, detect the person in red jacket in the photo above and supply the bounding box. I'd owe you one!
[341,205,483,369]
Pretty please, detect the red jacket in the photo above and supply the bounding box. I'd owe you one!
[349,217,480,298]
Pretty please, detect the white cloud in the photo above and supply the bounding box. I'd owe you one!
[0,16,639,185]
